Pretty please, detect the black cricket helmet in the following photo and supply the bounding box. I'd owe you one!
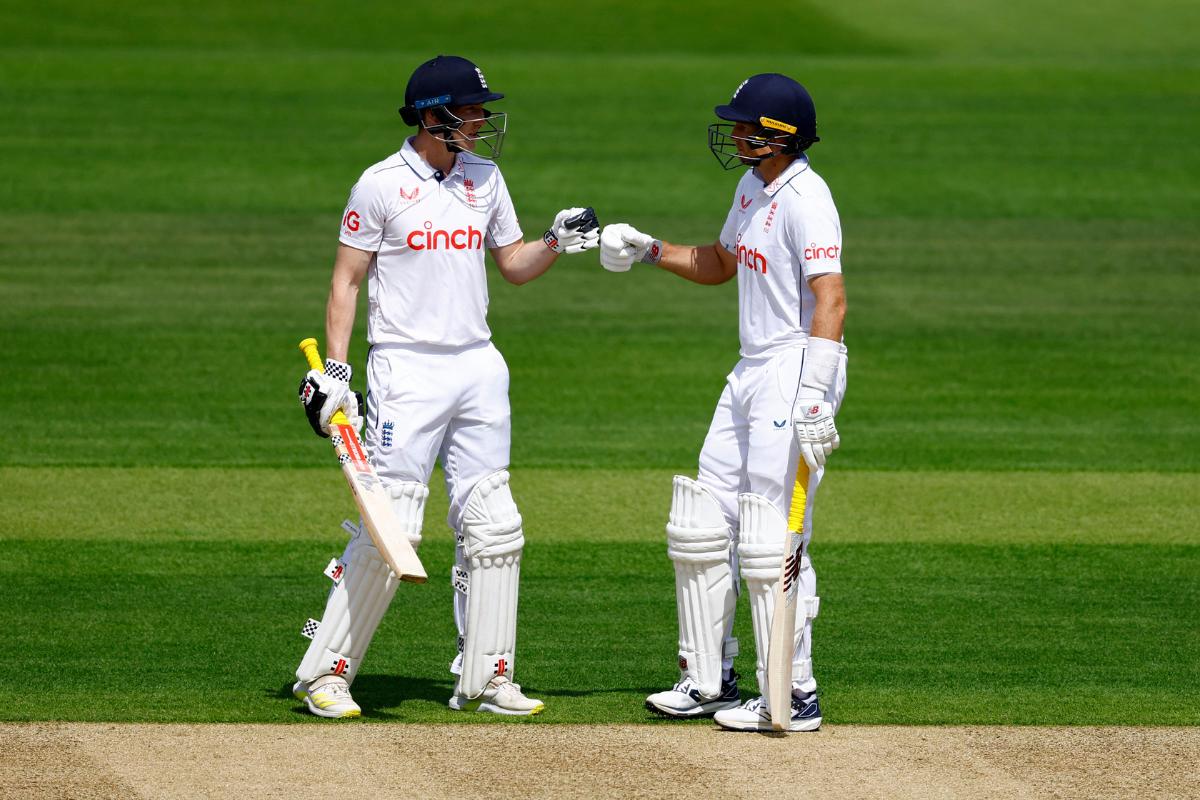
[708,73,819,169]
[399,55,507,158]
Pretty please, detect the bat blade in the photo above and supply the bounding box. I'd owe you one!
[331,423,428,583]
[767,463,809,731]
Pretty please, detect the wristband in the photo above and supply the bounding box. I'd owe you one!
[324,358,352,383]
[799,337,840,396]
[640,239,664,265]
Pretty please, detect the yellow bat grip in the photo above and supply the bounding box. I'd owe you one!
[298,337,351,427]
[787,461,810,532]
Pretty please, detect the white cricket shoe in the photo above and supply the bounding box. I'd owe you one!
[645,672,741,718]
[449,675,545,716]
[713,693,822,732]
[292,674,361,719]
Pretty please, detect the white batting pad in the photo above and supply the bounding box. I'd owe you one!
[388,481,430,549]
[738,492,819,702]
[296,528,399,685]
[667,476,736,699]
[458,470,525,699]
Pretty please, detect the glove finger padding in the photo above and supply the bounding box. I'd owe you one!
[564,207,599,234]
[800,442,821,470]
[564,229,600,254]
[599,224,639,272]
[545,207,600,254]
[793,399,839,470]
[299,368,352,437]
[342,390,365,434]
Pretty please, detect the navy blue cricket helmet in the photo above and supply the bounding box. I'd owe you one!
[708,73,820,169]
[399,55,508,158]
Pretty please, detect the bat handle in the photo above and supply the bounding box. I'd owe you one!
[298,337,351,427]
[787,462,810,532]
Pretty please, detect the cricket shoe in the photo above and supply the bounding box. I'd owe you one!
[713,692,822,732]
[645,672,740,718]
[449,676,545,716]
[292,674,361,719]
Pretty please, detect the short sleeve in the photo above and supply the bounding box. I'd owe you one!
[338,171,390,252]
[486,170,523,248]
[718,200,740,254]
[793,194,842,279]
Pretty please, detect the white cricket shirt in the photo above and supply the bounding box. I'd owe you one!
[338,137,523,347]
[718,155,842,358]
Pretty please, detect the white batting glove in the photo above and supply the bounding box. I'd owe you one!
[793,397,839,470]
[544,207,600,254]
[599,223,662,272]
[298,358,363,437]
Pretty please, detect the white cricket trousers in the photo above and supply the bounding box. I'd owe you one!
[366,341,512,531]
[696,343,848,690]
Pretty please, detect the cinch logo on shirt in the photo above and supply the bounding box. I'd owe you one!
[736,242,768,274]
[804,243,840,261]
[406,220,485,251]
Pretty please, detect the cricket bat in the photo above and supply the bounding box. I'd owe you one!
[767,461,810,730]
[298,337,427,584]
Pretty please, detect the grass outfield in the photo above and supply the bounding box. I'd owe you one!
[5,467,1198,724]
[2,1,1197,725]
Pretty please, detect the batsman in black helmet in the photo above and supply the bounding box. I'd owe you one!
[292,55,599,719]
[601,74,848,732]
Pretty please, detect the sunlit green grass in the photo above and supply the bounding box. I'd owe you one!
[4,467,1197,723]
[1,0,1196,725]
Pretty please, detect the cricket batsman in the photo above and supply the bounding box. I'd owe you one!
[293,55,599,718]
[600,73,847,731]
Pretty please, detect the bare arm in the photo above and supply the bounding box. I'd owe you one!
[654,240,738,285]
[489,239,558,286]
[807,272,846,342]
[324,243,373,362]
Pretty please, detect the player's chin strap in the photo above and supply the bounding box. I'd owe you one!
[427,107,465,153]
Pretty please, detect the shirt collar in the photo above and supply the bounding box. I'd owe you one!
[759,154,810,197]
[400,137,454,182]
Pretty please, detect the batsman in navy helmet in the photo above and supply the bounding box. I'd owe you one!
[601,73,847,732]
[707,72,820,169]
[292,54,599,719]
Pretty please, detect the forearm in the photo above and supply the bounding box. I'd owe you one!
[808,294,845,342]
[495,239,558,285]
[324,278,358,362]
[655,242,734,285]
[807,272,846,343]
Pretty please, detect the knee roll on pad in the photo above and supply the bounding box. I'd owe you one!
[388,481,429,549]
[296,531,399,685]
[667,475,736,699]
[459,470,525,698]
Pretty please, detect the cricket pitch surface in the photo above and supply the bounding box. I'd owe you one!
[4,724,1197,799]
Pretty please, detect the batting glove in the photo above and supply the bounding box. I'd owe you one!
[793,397,839,470]
[544,207,600,254]
[298,358,363,437]
[599,223,663,272]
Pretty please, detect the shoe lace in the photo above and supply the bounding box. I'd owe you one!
[671,676,696,693]
[741,696,767,713]
[311,676,352,698]
[491,676,524,697]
